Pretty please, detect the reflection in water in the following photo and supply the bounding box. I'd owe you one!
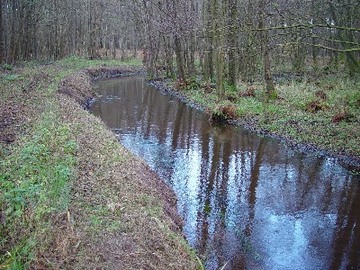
[90,77,360,270]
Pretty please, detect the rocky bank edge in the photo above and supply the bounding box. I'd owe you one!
[149,79,360,173]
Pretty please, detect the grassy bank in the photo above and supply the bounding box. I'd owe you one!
[0,57,199,269]
[164,75,360,168]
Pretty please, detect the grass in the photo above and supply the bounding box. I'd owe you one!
[0,103,77,269]
[58,55,142,70]
[174,74,360,159]
[0,57,199,269]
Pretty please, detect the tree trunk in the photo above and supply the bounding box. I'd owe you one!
[241,0,256,83]
[203,0,215,81]
[329,0,360,76]
[227,0,238,88]
[174,35,186,81]
[215,0,226,100]
[311,0,318,71]
[0,0,3,63]
[9,1,19,63]
[216,47,225,100]
[259,0,275,98]
[187,0,197,76]
[163,36,175,78]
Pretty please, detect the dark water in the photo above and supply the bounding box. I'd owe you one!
[90,77,360,270]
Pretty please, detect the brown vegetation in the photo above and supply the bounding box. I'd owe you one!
[332,111,354,123]
[55,93,197,269]
[58,71,94,105]
[175,78,188,90]
[210,103,238,123]
[306,100,328,113]
[0,72,51,146]
[240,86,256,98]
[315,90,327,100]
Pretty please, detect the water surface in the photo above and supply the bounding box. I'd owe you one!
[90,77,359,270]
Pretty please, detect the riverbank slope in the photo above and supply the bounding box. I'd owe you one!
[150,77,360,171]
[0,57,199,269]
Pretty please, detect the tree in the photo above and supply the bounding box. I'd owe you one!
[0,0,3,63]
[258,0,275,98]
[227,0,238,88]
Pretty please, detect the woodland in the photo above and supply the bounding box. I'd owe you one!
[1,0,359,85]
[1,1,360,269]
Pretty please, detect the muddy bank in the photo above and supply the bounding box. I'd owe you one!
[59,66,145,107]
[149,79,360,172]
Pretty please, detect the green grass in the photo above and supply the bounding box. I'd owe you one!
[0,102,77,269]
[1,56,200,269]
[176,74,360,158]
[58,55,142,70]
[0,74,23,82]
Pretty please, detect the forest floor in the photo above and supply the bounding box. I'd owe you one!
[0,57,199,269]
[150,73,360,172]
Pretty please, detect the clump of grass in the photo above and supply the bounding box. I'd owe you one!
[1,73,22,82]
[305,99,329,113]
[209,102,238,123]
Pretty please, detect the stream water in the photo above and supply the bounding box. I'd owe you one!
[90,77,359,270]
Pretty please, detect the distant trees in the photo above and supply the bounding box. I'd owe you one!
[0,0,139,63]
[137,0,360,96]
[1,0,359,84]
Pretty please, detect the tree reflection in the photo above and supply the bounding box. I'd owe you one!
[330,177,360,269]
[91,77,359,270]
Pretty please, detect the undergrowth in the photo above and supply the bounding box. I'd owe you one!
[58,55,142,70]
[175,74,360,157]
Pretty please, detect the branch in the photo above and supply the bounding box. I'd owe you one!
[302,42,360,52]
[307,35,360,46]
[248,23,360,32]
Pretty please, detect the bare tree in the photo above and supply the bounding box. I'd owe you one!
[0,0,3,63]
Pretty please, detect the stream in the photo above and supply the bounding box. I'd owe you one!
[90,77,359,270]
